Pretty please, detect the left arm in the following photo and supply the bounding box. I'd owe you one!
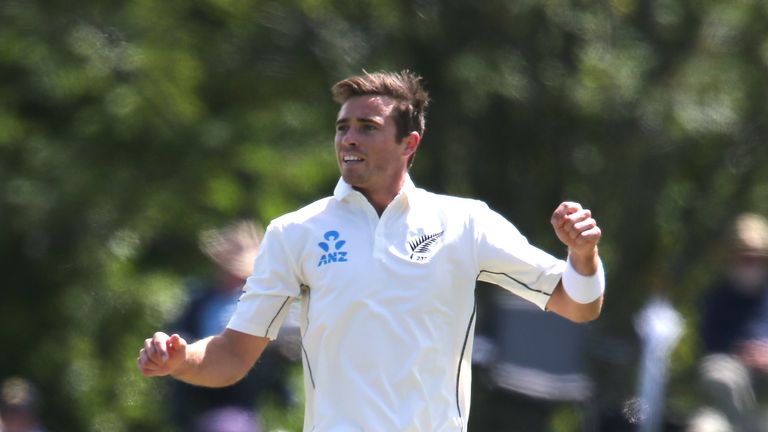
[546,202,604,322]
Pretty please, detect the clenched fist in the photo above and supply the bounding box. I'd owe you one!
[137,332,187,377]
[551,202,601,254]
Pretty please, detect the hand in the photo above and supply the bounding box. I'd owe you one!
[551,202,602,273]
[137,332,187,377]
[551,202,601,254]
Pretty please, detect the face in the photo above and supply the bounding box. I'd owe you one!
[334,95,418,195]
[729,253,768,293]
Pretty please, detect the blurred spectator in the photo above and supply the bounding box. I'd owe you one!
[469,283,593,431]
[168,220,299,432]
[0,377,47,432]
[692,213,768,432]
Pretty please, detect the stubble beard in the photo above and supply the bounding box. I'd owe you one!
[340,165,368,188]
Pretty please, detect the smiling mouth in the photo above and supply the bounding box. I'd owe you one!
[342,155,364,163]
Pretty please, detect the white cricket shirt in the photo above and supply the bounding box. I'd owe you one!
[228,176,567,431]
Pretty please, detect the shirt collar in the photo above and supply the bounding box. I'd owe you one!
[333,174,418,203]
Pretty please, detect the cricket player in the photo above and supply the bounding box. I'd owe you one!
[138,70,605,431]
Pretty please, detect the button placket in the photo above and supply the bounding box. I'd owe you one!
[375,195,407,260]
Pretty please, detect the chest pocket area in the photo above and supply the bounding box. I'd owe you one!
[406,229,446,264]
[396,209,450,266]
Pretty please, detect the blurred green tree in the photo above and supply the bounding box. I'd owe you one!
[1,0,767,430]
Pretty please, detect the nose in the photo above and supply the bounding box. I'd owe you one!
[340,128,358,147]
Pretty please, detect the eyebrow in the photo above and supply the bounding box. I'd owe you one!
[335,117,384,126]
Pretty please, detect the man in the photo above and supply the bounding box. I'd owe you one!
[691,213,768,432]
[0,376,48,432]
[137,70,605,431]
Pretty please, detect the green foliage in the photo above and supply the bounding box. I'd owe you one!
[2,0,768,429]
[260,364,305,432]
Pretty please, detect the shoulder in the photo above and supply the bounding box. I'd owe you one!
[269,196,336,230]
[252,197,339,263]
[412,188,490,216]
[414,189,526,243]
[409,189,511,242]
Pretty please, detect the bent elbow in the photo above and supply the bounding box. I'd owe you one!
[205,367,249,388]
[221,371,249,387]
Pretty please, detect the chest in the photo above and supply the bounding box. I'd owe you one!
[297,204,476,318]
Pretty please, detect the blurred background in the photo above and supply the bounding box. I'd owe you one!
[2,0,768,431]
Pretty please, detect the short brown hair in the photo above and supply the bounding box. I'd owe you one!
[331,70,429,142]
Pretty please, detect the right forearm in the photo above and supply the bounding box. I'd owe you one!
[172,335,251,387]
[138,329,267,385]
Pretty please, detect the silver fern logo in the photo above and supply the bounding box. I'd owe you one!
[407,231,444,262]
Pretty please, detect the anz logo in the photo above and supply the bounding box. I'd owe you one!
[317,230,349,267]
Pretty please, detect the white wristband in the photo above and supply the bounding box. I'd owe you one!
[562,256,605,304]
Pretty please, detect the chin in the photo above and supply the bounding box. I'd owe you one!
[341,171,366,187]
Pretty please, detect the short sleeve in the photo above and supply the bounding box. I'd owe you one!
[227,222,302,340]
[474,203,566,310]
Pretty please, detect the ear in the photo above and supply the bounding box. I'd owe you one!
[401,132,421,157]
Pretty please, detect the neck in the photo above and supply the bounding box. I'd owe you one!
[355,175,407,216]
[357,188,397,216]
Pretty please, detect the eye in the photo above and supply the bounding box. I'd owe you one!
[362,124,377,132]
[336,124,349,132]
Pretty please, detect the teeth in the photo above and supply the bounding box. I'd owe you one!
[343,155,363,162]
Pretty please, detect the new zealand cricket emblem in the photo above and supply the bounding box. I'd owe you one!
[407,230,444,262]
